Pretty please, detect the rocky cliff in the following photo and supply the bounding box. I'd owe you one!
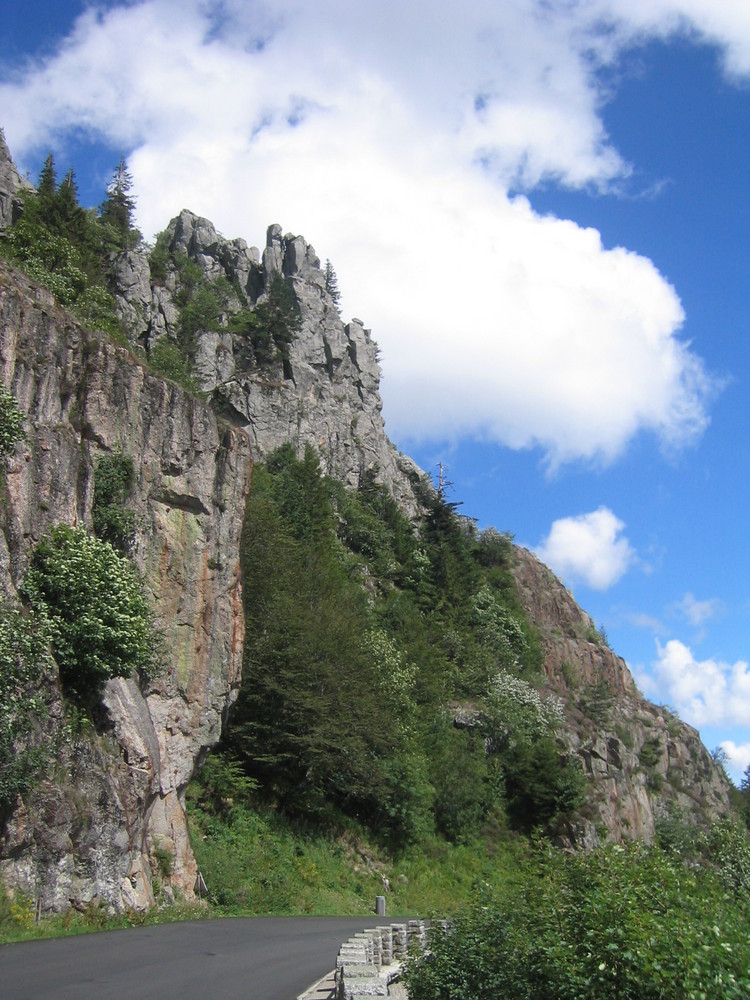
[512,546,732,846]
[111,210,423,515]
[0,262,251,910]
[0,131,29,230]
[0,134,734,914]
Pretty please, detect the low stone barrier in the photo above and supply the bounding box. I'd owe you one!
[334,920,429,1000]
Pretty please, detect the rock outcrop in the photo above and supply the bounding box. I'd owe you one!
[0,132,735,914]
[0,130,29,230]
[512,546,732,846]
[0,263,252,911]
[111,211,424,516]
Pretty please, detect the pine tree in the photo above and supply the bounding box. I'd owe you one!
[324,258,341,309]
[37,153,57,201]
[33,154,61,230]
[56,168,82,229]
[99,156,139,251]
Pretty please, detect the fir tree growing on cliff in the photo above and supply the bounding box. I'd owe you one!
[99,156,141,251]
[324,258,341,310]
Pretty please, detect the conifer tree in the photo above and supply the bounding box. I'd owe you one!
[55,168,84,233]
[34,154,63,231]
[324,258,341,308]
[99,156,139,251]
[37,153,57,201]
[57,167,78,207]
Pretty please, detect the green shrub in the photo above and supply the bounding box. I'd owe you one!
[178,280,229,353]
[248,272,301,366]
[578,680,613,726]
[21,525,159,705]
[191,752,259,816]
[482,673,586,831]
[639,735,662,769]
[429,724,495,843]
[92,450,136,553]
[1,215,87,306]
[0,385,25,456]
[0,604,52,810]
[148,235,170,284]
[698,818,750,895]
[405,842,750,999]
[475,527,514,566]
[470,585,529,673]
[147,337,197,392]
[71,284,122,337]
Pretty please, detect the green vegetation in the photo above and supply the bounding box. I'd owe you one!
[188,762,526,915]
[146,336,198,392]
[192,444,583,905]
[0,877,203,941]
[222,444,577,844]
[324,258,341,309]
[172,255,233,361]
[0,384,25,456]
[404,832,750,999]
[92,450,136,553]
[639,735,663,770]
[0,604,53,812]
[21,525,159,706]
[146,242,301,380]
[0,153,140,337]
[241,271,301,368]
[578,679,613,726]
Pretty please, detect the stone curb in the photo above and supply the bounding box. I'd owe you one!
[297,918,442,1000]
[296,970,337,1000]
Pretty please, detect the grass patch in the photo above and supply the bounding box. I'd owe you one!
[186,788,528,919]
[0,885,205,945]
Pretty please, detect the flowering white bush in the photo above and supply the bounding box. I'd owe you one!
[485,670,564,750]
[21,525,159,704]
[364,626,417,720]
[470,585,527,670]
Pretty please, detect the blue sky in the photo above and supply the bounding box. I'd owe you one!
[1,1,749,781]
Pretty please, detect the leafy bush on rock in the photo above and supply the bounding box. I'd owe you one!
[21,525,158,705]
[0,385,25,456]
[0,604,52,810]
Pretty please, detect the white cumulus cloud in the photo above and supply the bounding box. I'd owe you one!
[535,507,635,590]
[651,639,750,728]
[721,741,750,784]
[0,0,738,465]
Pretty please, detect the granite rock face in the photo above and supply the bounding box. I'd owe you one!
[0,263,252,911]
[512,546,733,846]
[0,130,736,912]
[0,131,29,230]
[111,211,424,515]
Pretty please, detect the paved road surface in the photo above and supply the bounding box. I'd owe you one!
[1,916,376,1000]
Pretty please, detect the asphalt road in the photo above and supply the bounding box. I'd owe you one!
[0,916,378,1000]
